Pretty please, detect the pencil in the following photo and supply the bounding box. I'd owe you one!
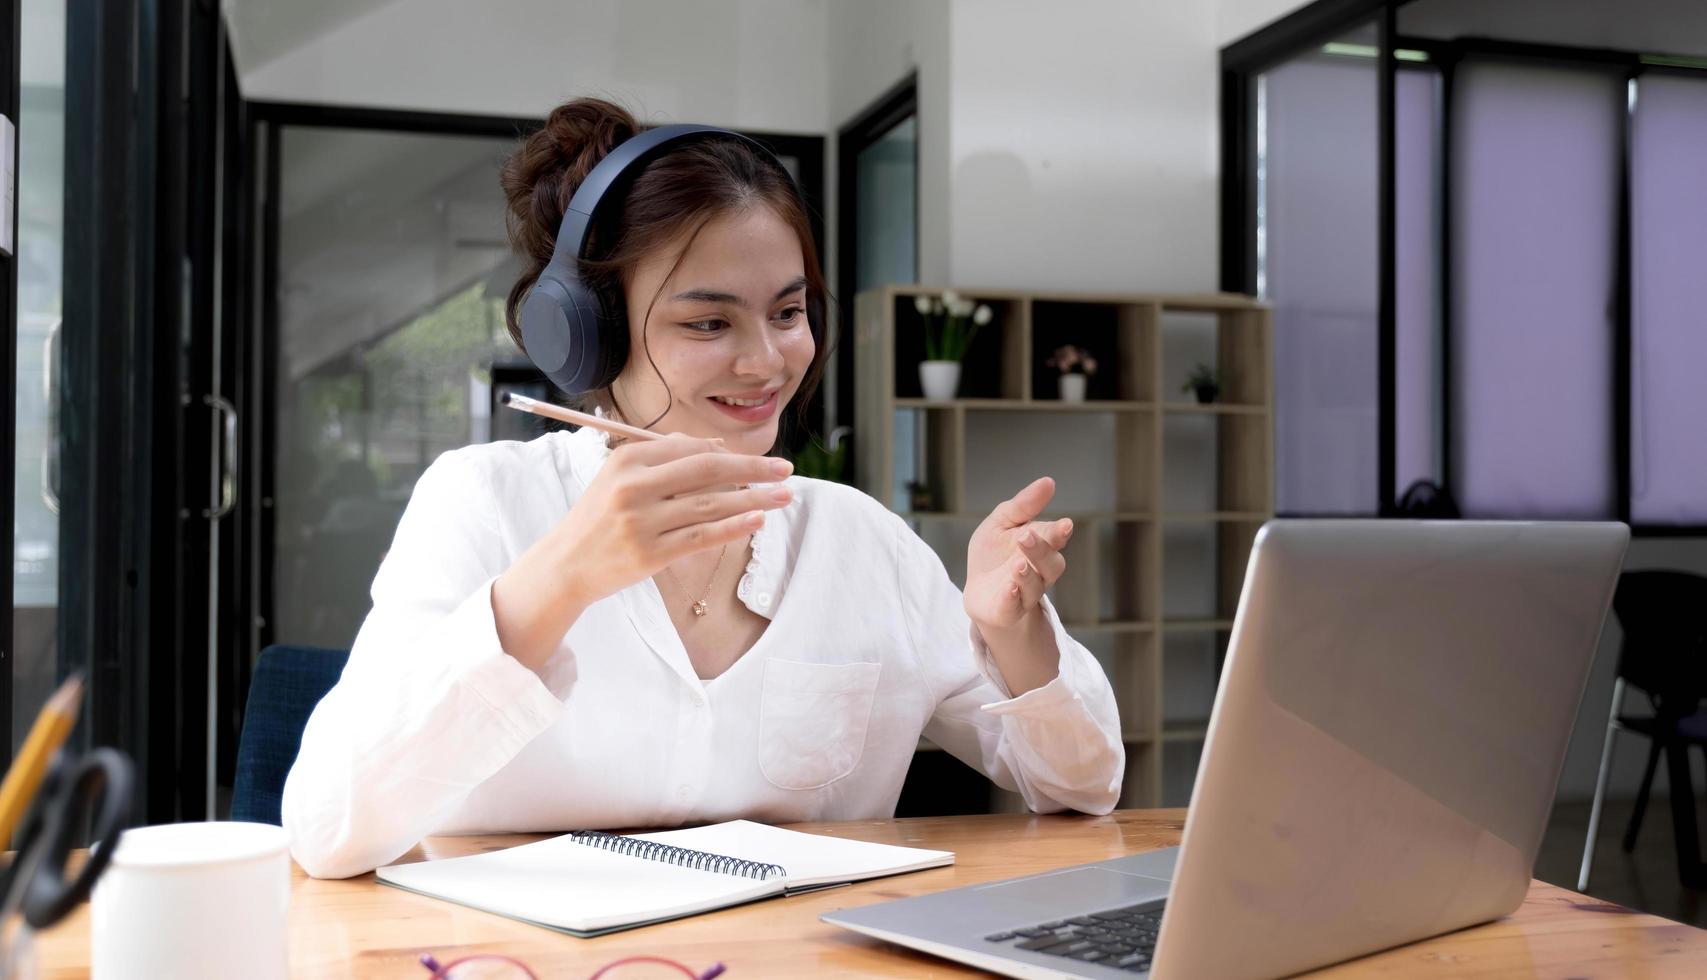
[501,392,664,443]
[0,674,85,846]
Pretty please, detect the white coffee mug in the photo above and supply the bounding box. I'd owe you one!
[91,822,290,980]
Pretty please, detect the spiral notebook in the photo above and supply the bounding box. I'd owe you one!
[375,820,955,937]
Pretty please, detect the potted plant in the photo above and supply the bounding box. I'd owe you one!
[915,291,993,401]
[1183,363,1220,404]
[1045,345,1098,403]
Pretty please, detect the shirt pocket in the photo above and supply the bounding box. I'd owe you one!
[757,659,884,791]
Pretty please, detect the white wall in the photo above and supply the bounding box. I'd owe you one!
[237,0,829,133]
[945,0,1220,293]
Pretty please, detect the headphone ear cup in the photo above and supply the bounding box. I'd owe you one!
[520,274,605,394]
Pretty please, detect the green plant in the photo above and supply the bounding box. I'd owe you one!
[791,426,850,483]
[1181,363,1220,393]
[915,291,993,362]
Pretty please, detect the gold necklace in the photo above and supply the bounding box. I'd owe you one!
[663,544,729,617]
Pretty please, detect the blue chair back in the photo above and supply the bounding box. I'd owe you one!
[231,645,350,825]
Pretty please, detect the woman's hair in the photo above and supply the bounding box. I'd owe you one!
[499,97,829,440]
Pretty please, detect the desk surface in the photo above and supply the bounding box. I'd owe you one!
[33,809,1707,978]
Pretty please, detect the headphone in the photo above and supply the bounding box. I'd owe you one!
[518,123,819,396]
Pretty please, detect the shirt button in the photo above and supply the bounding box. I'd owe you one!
[691,692,706,707]
[756,592,772,608]
[677,785,692,801]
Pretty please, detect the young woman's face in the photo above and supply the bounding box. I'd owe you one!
[611,205,814,456]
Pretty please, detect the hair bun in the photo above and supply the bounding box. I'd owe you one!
[500,98,638,270]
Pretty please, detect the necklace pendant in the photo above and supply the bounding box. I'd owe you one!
[691,599,708,617]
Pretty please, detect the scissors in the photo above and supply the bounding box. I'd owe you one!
[0,747,133,930]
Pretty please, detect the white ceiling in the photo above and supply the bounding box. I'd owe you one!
[221,0,828,131]
[223,0,403,78]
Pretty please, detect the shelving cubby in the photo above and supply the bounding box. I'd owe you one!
[854,285,1272,808]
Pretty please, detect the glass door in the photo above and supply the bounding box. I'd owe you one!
[265,123,523,652]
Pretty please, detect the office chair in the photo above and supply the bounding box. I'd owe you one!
[231,645,350,825]
[1578,571,1707,891]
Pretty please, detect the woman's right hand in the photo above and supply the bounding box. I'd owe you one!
[491,435,793,671]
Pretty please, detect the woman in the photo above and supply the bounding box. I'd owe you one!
[282,98,1124,879]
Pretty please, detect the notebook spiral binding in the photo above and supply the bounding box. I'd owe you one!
[569,830,787,881]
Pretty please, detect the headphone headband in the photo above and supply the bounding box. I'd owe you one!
[521,124,795,395]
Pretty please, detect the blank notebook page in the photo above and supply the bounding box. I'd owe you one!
[377,834,776,932]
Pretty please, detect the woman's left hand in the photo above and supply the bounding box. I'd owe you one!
[964,477,1073,632]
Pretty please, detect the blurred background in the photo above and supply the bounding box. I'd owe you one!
[5,0,1707,925]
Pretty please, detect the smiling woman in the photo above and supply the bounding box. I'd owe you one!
[280,97,1125,880]
[612,211,816,455]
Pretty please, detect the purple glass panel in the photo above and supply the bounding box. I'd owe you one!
[1262,52,1378,514]
[1450,60,1620,518]
[1631,72,1707,525]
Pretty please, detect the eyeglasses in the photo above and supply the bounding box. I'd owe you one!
[419,953,728,980]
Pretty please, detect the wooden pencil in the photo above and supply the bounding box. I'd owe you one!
[0,674,85,846]
[500,392,664,443]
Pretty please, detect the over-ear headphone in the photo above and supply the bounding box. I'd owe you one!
[518,123,818,396]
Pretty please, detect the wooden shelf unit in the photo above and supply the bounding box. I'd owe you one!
[854,285,1273,808]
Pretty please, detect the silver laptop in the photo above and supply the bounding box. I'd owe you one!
[823,520,1628,979]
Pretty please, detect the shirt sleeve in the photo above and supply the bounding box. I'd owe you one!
[281,450,565,879]
[892,516,1125,815]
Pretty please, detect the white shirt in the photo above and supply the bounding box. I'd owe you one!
[282,425,1125,879]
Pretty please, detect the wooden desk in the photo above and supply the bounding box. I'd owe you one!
[32,810,1707,978]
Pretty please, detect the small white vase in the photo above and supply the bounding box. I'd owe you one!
[1058,373,1088,403]
[920,360,961,401]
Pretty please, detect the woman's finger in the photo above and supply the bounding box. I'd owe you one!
[651,484,792,534]
[1048,517,1074,548]
[1016,530,1066,586]
[656,509,768,562]
[1011,557,1048,610]
[642,451,794,498]
[989,476,1056,530]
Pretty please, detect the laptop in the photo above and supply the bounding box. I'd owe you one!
[823,520,1628,979]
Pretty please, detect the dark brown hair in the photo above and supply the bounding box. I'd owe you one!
[499,97,829,439]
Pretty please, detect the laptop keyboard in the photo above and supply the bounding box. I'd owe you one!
[982,902,1163,973]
